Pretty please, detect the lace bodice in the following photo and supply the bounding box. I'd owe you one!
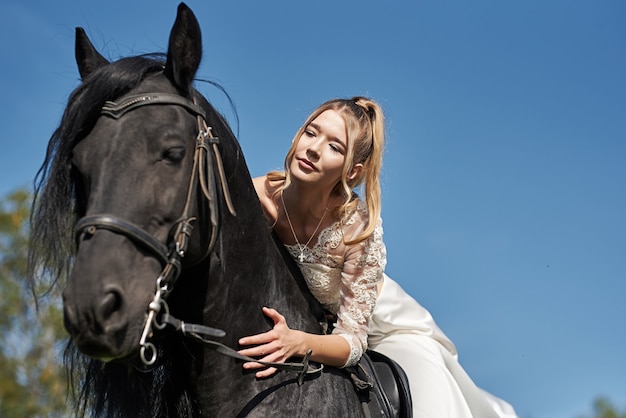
[284,201,386,367]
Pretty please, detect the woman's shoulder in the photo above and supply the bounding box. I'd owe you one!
[252,175,282,223]
[253,174,285,193]
[338,198,384,242]
[341,198,370,226]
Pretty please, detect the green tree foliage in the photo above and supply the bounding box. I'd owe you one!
[579,397,626,418]
[0,189,69,417]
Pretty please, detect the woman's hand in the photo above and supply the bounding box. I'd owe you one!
[238,307,304,378]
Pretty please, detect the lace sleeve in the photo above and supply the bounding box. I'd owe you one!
[333,213,386,367]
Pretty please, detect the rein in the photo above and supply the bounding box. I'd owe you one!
[74,92,322,382]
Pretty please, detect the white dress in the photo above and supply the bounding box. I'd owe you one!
[285,201,517,418]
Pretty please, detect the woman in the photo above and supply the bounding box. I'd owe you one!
[238,97,517,417]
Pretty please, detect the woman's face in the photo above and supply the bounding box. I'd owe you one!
[290,109,348,190]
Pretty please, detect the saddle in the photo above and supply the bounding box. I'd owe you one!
[345,349,412,418]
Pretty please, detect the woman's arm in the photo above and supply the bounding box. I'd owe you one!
[243,177,355,376]
[331,214,386,367]
[238,307,351,378]
[240,192,386,377]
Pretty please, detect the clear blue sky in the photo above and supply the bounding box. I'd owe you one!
[2,1,625,417]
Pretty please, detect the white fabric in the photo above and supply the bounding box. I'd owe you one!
[370,275,518,418]
[285,201,517,417]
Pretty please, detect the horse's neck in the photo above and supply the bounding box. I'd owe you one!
[203,165,324,332]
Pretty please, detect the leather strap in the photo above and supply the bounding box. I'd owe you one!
[75,215,170,266]
[101,93,206,119]
[159,314,323,384]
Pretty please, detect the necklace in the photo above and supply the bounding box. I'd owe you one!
[280,190,327,263]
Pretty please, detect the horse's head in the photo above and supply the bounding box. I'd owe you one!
[61,3,224,362]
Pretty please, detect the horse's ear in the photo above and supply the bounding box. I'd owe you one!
[164,3,202,96]
[75,27,109,80]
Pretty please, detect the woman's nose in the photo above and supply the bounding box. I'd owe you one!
[306,139,321,158]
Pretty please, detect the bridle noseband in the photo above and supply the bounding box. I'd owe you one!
[74,92,322,383]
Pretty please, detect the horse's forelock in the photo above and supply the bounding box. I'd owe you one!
[67,54,167,142]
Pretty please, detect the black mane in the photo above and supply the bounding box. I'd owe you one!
[63,338,197,417]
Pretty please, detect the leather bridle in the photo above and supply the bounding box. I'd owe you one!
[74,92,322,383]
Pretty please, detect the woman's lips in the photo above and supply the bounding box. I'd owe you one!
[297,158,316,171]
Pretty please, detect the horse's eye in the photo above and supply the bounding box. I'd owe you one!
[162,147,186,164]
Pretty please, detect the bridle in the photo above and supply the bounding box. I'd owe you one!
[74,92,322,383]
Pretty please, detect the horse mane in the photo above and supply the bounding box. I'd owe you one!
[63,338,197,417]
[28,53,206,417]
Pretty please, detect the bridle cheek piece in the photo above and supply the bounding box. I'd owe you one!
[74,93,322,382]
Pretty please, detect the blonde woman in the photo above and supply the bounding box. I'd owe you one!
[238,97,517,417]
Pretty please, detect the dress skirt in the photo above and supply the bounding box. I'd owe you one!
[367,275,517,418]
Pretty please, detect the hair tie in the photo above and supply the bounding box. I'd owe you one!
[349,97,374,120]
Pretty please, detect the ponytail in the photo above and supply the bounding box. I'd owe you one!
[340,97,384,245]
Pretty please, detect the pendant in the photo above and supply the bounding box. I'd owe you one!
[298,252,305,263]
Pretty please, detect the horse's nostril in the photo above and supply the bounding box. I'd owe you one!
[98,287,123,322]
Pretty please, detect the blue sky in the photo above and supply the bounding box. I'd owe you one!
[2,1,625,417]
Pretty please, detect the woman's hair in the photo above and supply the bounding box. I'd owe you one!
[268,96,385,244]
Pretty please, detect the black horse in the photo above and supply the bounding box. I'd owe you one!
[28,3,365,416]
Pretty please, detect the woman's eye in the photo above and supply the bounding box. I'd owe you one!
[304,130,315,137]
[329,143,344,154]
